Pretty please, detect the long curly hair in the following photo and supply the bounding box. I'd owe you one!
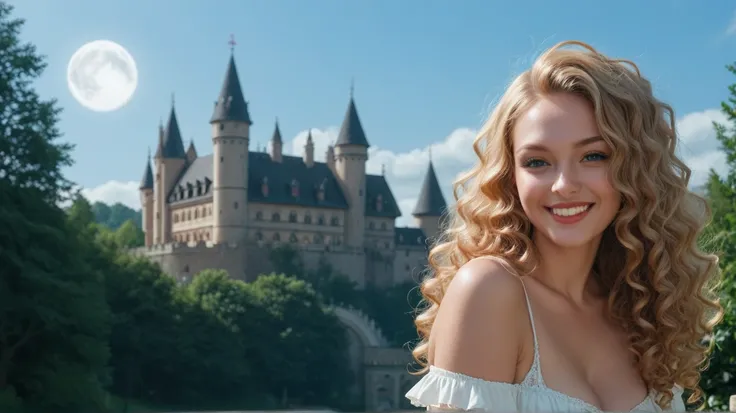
[411,40,723,409]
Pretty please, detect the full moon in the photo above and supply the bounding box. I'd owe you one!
[67,40,138,112]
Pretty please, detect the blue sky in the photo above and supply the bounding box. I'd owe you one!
[8,0,736,225]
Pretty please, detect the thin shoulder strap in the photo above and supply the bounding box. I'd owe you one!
[518,278,544,385]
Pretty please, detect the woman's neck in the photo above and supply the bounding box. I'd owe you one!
[529,231,602,306]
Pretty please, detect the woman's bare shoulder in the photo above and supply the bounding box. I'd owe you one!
[430,257,529,383]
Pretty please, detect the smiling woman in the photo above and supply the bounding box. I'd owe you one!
[66,39,138,112]
[406,40,723,413]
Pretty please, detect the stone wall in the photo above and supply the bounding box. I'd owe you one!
[131,241,421,289]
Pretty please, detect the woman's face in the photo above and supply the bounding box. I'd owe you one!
[512,92,621,249]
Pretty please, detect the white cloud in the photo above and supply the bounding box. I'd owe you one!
[727,10,736,36]
[83,108,730,226]
[81,180,141,210]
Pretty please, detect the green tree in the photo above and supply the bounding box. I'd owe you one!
[0,2,73,205]
[113,219,144,248]
[247,273,353,408]
[699,62,736,411]
[0,3,110,411]
[91,202,142,230]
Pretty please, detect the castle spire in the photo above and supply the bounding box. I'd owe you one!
[335,89,370,147]
[139,154,154,190]
[272,118,283,143]
[412,160,447,217]
[210,51,252,125]
[158,102,187,159]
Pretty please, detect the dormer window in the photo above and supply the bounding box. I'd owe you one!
[261,176,269,197]
[186,182,194,198]
[291,179,300,197]
[317,180,326,202]
[196,180,203,196]
[376,194,384,212]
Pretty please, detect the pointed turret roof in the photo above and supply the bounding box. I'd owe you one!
[140,155,154,190]
[335,97,370,147]
[412,161,447,217]
[272,120,282,143]
[155,106,187,159]
[187,140,197,156]
[210,54,252,124]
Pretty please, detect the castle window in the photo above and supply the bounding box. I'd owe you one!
[289,232,298,243]
[256,211,263,220]
[156,212,160,219]
[174,213,179,223]
[184,265,190,273]
[317,180,326,202]
[291,179,300,197]
[206,232,210,240]
[187,211,192,220]
[194,209,198,219]
[302,236,310,244]
[369,222,375,230]
[304,213,312,224]
[186,183,194,198]
[289,211,297,223]
[376,194,384,212]
[186,234,191,242]
[196,181,202,196]
[273,232,281,241]
[261,177,269,197]
[330,216,339,226]
[381,222,387,230]
[318,215,325,226]
[271,212,280,222]
[314,234,323,244]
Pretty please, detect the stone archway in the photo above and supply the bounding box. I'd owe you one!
[332,306,388,409]
[332,306,388,347]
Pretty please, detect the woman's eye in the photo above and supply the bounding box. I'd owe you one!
[523,158,548,168]
[583,152,608,162]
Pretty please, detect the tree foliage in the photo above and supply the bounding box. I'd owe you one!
[91,202,141,231]
[698,63,736,411]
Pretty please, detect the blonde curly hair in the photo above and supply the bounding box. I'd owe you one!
[411,40,723,409]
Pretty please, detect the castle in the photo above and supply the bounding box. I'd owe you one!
[135,50,447,288]
[130,50,448,410]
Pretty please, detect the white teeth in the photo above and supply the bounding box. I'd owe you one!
[551,205,591,217]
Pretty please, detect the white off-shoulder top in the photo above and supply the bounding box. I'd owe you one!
[405,279,686,413]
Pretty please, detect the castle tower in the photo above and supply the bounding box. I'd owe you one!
[326,144,335,171]
[139,152,154,247]
[270,119,283,163]
[303,129,315,168]
[412,157,448,244]
[210,51,252,245]
[154,104,187,244]
[334,91,370,248]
